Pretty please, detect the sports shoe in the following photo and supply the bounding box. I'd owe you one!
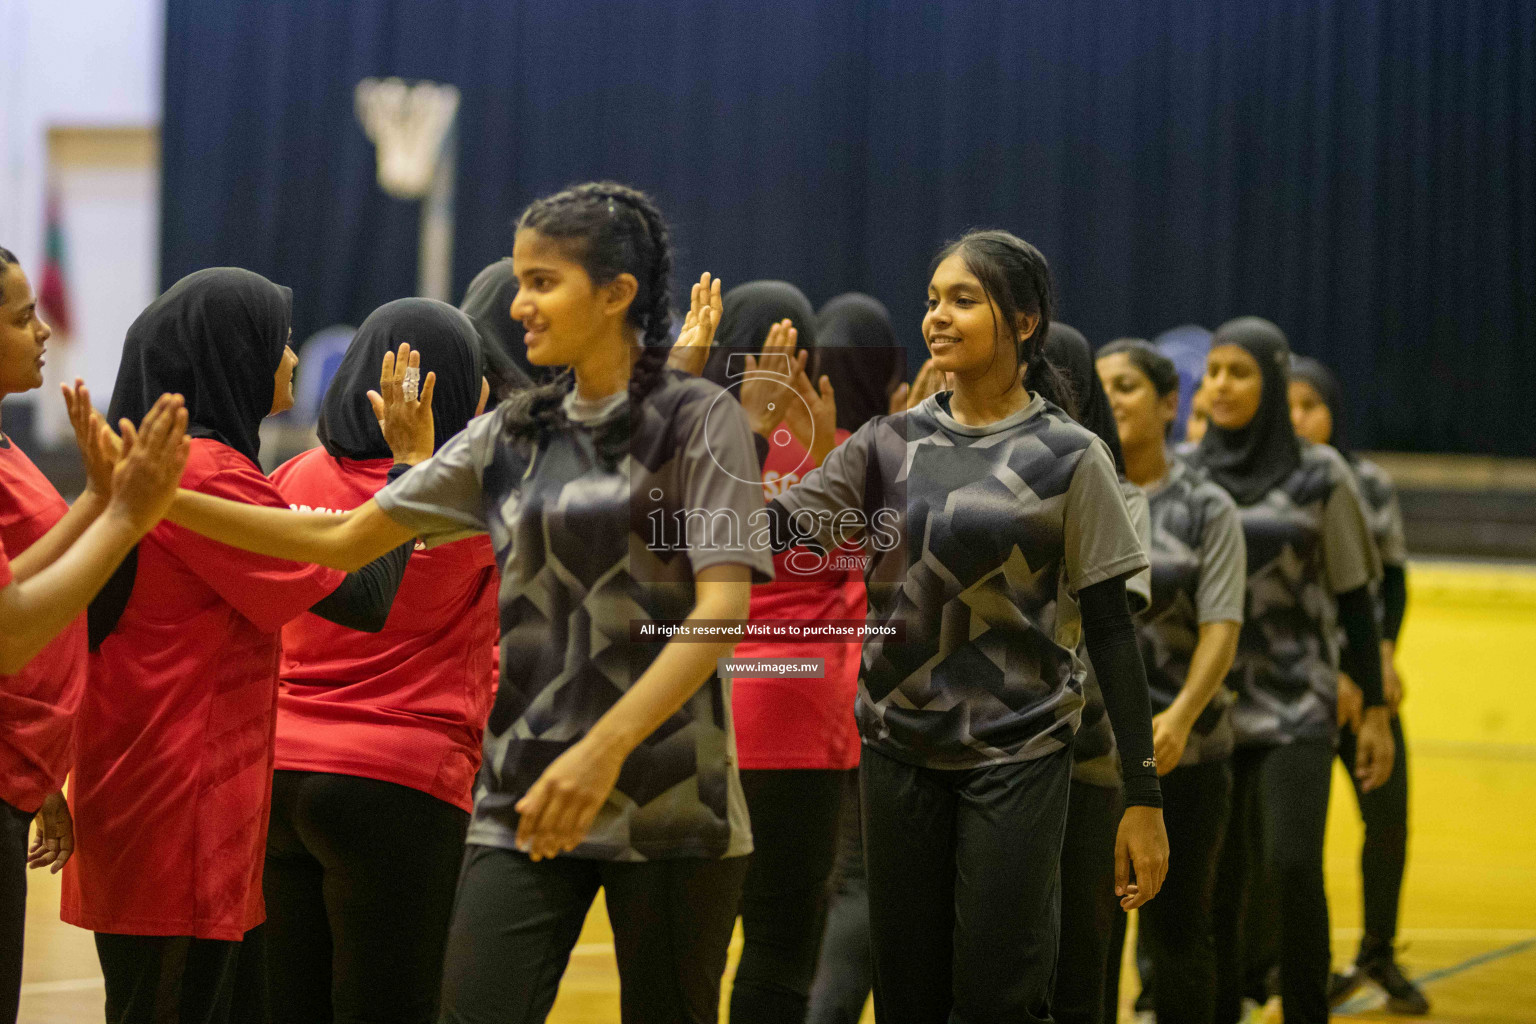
[1360,952,1431,1014]
[1329,967,1366,1008]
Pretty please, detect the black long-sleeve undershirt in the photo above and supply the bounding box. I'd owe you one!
[1380,563,1407,643]
[1337,583,1386,708]
[306,463,414,633]
[1079,576,1162,809]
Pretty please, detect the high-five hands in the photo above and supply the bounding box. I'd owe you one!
[368,343,436,466]
[668,272,723,377]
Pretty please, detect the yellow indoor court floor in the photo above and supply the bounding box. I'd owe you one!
[18,562,1536,1023]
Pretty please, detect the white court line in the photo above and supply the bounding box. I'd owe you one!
[19,977,104,995]
[1331,927,1536,941]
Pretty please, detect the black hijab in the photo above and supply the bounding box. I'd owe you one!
[318,298,486,461]
[1043,322,1125,475]
[702,280,817,389]
[1288,354,1351,460]
[1192,316,1302,505]
[459,258,534,398]
[89,267,293,648]
[813,293,902,433]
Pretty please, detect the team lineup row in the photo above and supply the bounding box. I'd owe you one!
[0,178,1422,1024]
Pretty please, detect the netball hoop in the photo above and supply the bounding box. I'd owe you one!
[355,77,461,301]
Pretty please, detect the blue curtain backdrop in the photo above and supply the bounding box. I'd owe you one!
[162,0,1536,455]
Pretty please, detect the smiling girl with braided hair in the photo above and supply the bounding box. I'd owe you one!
[160,182,771,1023]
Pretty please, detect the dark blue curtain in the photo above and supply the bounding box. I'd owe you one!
[163,0,1536,455]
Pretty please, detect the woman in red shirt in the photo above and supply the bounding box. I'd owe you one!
[0,247,190,1024]
[66,268,417,1024]
[264,297,494,1024]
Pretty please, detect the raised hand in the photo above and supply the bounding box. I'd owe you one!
[668,272,724,377]
[738,319,797,437]
[62,379,114,498]
[785,356,837,467]
[106,393,191,534]
[906,358,947,410]
[367,343,436,465]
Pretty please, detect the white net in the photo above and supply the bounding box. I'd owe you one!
[354,77,461,200]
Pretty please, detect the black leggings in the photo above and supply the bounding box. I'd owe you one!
[730,768,845,1024]
[1053,780,1123,1024]
[1105,758,1232,1024]
[1338,714,1410,955]
[439,844,749,1024]
[861,744,1071,1024]
[264,770,469,1024]
[0,799,31,1024]
[1213,740,1334,1024]
[94,925,266,1024]
[806,772,872,1024]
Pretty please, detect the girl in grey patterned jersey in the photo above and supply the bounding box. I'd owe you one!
[160,183,774,1024]
[1290,356,1428,1015]
[1190,317,1395,1024]
[1097,339,1245,1024]
[766,231,1168,1024]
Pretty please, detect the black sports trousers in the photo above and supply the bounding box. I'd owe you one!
[806,771,872,1024]
[94,925,265,1024]
[1105,758,1232,1024]
[263,769,470,1024]
[860,743,1071,1024]
[729,768,845,1024]
[1212,740,1334,1024]
[1053,779,1123,1024]
[0,799,31,1024]
[1337,714,1410,955]
[439,844,748,1024]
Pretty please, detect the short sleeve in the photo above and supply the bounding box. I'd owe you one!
[1121,482,1152,615]
[679,397,776,582]
[1376,475,1406,564]
[0,537,11,589]
[1063,439,1149,594]
[772,418,876,552]
[170,467,346,634]
[374,416,497,548]
[1320,458,1383,594]
[1195,493,1247,623]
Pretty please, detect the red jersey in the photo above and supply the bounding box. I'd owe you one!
[732,430,864,771]
[271,450,499,812]
[0,438,87,813]
[63,440,344,940]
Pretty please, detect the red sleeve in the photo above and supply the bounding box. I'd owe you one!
[165,463,346,634]
[0,537,11,589]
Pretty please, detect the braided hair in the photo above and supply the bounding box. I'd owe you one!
[498,182,674,466]
[931,229,1076,418]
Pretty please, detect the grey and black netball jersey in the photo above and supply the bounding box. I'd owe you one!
[376,372,774,862]
[773,391,1147,771]
[1139,458,1246,766]
[1223,441,1379,747]
[1354,457,1407,568]
[1069,479,1152,788]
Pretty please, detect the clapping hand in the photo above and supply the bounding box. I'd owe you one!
[738,319,799,437]
[62,379,114,499]
[668,272,723,377]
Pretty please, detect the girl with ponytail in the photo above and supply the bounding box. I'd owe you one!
[756,230,1168,1022]
[159,183,772,1023]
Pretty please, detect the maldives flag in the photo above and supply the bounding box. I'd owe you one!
[37,187,73,337]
